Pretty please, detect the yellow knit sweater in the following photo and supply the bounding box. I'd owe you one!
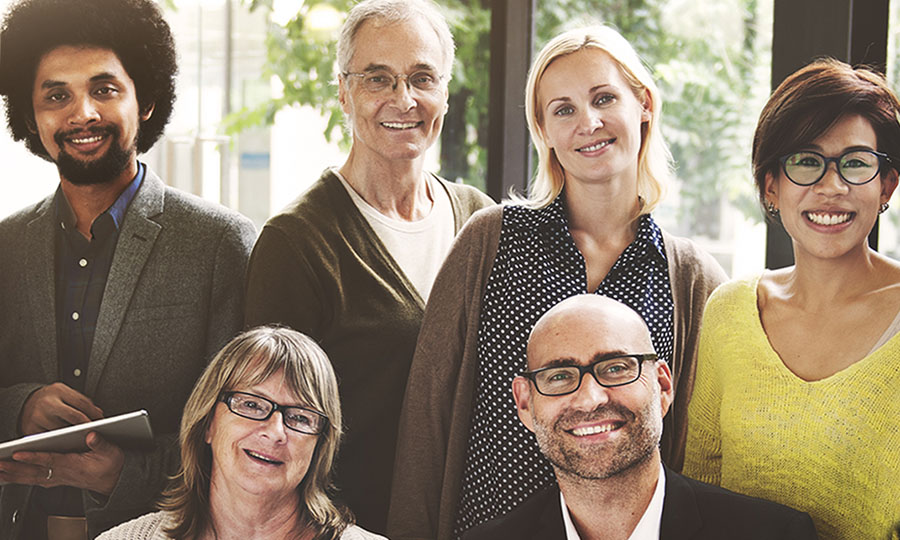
[684,275,900,540]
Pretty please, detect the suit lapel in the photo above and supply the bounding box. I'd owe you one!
[535,485,568,540]
[85,170,164,396]
[659,466,703,540]
[25,194,60,382]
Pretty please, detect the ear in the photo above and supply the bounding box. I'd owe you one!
[140,102,155,122]
[639,89,652,123]
[764,171,779,209]
[511,376,536,434]
[881,167,898,204]
[24,115,38,135]
[338,76,350,114]
[655,361,674,418]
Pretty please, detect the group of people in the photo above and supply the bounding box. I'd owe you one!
[0,0,896,539]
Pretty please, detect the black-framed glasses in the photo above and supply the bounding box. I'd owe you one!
[779,149,893,186]
[219,391,328,435]
[342,68,445,94]
[521,353,659,397]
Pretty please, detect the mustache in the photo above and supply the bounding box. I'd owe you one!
[53,125,119,146]
[554,401,635,431]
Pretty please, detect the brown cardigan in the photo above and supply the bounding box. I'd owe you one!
[387,205,727,540]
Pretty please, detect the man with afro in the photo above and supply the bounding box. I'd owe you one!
[0,1,256,538]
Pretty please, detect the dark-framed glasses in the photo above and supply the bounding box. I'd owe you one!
[779,149,893,186]
[219,391,328,435]
[521,353,658,397]
[342,68,445,94]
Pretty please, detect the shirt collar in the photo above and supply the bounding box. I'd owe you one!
[559,462,667,540]
[54,161,145,236]
[537,192,667,263]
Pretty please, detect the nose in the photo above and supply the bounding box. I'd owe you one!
[813,160,850,196]
[69,93,101,126]
[577,107,603,134]
[570,371,611,410]
[389,77,416,111]
[259,410,288,442]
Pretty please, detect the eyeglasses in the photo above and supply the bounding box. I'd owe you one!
[779,149,893,186]
[521,353,658,397]
[342,69,445,94]
[219,391,328,435]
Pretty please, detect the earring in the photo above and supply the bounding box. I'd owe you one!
[765,200,779,217]
[880,202,890,214]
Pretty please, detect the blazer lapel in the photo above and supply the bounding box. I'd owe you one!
[25,194,60,382]
[660,466,703,540]
[535,485,568,540]
[85,170,164,396]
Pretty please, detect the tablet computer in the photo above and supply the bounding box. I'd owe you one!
[0,410,153,460]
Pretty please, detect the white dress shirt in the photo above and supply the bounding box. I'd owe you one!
[560,462,666,540]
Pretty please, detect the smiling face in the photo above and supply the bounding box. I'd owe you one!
[31,46,150,186]
[338,15,449,164]
[537,48,651,190]
[766,114,899,262]
[205,371,318,504]
[513,296,672,481]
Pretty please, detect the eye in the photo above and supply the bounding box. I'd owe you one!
[286,410,313,426]
[593,94,614,106]
[94,86,118,97]
[546,369,575,382]
[46,91,68,103]
[365,72,391,85]
[789,153,822,168]
[553,105,574,117]
[411,72,436,86]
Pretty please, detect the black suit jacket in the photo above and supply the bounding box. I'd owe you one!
[462,466,818,540]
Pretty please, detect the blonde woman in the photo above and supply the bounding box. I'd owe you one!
[389,25,726,540]
[98,327,384,540]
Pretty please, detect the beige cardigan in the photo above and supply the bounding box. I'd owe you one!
[387,205,727,540]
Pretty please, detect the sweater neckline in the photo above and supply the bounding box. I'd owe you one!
[749,273,900,385]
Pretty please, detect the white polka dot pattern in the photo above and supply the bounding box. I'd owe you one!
[453,198,674,537]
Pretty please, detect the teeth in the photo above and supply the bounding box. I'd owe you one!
[577,140,611,152]
[807,212,851,226]
[70,135,103,144]
[571,424,617,436]
[246,450,280,464]
[382,121,419,129]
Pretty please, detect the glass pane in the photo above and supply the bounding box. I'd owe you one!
[880,1,900,258]
[535,0,772,277]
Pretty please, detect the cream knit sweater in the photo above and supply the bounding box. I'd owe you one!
[684,275,900,540]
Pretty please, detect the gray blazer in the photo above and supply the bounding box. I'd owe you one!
[0,168,256,539]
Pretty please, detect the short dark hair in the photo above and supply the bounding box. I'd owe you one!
[0,0,178,160]
[752,58,900,210]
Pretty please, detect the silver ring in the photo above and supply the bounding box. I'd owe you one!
[45,467,52,480]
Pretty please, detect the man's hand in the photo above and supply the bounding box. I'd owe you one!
[19,383,104,435]
[0,432,125,495]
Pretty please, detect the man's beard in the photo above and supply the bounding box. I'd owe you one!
[532,394,662,481]
[53,125,135,186]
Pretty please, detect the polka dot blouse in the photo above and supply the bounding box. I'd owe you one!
[453,195,674,536]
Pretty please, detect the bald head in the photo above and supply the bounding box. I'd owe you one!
[526,295,654,371]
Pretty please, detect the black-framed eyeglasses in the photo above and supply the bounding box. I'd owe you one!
[521,353,659,397]
[342,68,446,94]
[779,149,893,186]
[219,391,328,435]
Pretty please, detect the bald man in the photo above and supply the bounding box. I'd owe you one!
[463,295,817,540]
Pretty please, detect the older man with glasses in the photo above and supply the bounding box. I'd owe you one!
[243,0,493,533]
[463,295,818,540]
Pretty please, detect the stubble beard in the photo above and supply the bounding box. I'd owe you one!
[53,124,136,186]
[533,394,663,481]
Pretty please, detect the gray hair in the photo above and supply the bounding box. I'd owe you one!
[336,0,455,76]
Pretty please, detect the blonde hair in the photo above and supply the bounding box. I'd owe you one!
[522,25,672,211]
[160,326,350,540]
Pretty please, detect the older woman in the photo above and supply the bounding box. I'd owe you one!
[389,25,726,539]
[97,326,384,540]
[243,0,492,532]
[684,59,900,540]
